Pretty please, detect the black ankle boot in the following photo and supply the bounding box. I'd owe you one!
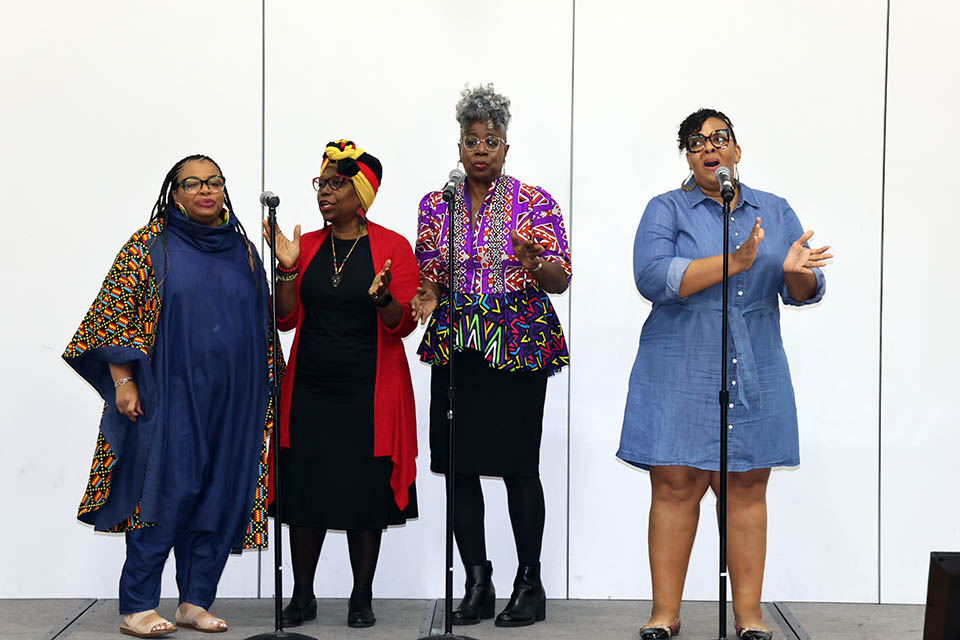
[347,588,376,628]
[451,561,495,625]
[281,595,317,627]
[495,563,546,627]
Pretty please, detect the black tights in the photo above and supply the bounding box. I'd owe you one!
[452,474,545,567]
[289,526,382,602]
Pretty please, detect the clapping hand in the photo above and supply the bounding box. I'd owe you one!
[261,219,301,269]
[510,230,545,271]
[783,230,833,275]
[410,284,438,325]
[731,217,764,273]
[368,259,393,301]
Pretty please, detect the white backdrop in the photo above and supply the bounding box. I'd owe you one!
[1,0,956,606]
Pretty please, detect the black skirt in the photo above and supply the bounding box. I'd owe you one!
[429,348,549,478]
[276,235,417,530]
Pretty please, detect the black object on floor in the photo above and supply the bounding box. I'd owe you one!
[923,551,960,639]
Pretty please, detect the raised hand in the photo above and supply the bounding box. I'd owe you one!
[116,381,143,422]
[731,217,764,274]
[410,283,439,325]
[783,230,833,274]
[368,259,393,301]
[510,229,546,271]
[261,219,301,268]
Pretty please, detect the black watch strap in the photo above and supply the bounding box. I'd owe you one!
[373,292,394,308]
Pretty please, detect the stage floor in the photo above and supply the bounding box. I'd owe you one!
[2,598,924,639]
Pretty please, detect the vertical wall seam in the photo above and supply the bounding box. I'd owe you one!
[565,0,576,602]
[878,0,891,606]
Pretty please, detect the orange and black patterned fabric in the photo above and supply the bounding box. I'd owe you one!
[64,220,279,550]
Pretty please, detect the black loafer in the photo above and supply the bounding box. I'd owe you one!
[281,596,317,627]
[347,589,376,628]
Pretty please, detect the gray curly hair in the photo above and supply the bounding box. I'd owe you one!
[455,83,511,133]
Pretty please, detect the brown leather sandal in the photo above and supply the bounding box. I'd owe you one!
[175,604,228,633]
[119,610,177,638]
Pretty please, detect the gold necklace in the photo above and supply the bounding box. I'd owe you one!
[330,230,364,288]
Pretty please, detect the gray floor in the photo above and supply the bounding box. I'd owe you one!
[0,598,926,639]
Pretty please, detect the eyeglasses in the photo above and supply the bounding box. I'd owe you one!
[686,129,732,153]
[312,175,350,192]
[460,135,507,151]
[177,176,226,194]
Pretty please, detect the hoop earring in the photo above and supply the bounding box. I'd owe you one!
[681,171,696,192]
[734,164,740,185]
[174,201,188,216]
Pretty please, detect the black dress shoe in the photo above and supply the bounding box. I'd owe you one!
[281,596,317,627]
[347,589,376,628]
[451,561,496,625]
[494,563,546,627]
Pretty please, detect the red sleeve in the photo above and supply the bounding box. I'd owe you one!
[384,232,419,338]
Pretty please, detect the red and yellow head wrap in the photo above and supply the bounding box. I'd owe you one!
[320,140,382,213]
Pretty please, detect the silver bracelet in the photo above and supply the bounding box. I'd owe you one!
[114,377,134,388]
[526,260,544,273]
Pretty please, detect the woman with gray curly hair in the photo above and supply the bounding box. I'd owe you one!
[410,84,571,628]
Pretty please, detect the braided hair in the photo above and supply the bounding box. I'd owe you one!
[149,154,258,287]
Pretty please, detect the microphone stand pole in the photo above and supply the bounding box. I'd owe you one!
[247,199,315,640]
[416,184,476,640]
[716,191,733,640]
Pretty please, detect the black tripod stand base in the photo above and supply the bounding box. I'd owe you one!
[244,631,318,639]
[415,634,479,640]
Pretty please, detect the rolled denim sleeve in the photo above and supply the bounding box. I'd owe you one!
[634,196,687,304]
[779,203,826,306]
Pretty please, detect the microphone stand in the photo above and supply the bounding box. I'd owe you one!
[416,183,476,640]
[247,199,315,640]
[716,190,734,640]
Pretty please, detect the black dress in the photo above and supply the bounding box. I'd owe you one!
[278,234,417,529]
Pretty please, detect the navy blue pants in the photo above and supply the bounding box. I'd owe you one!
[119,521,232,615]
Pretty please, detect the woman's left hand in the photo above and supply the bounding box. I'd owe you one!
[783,230,833,274]
[368,259,393,300]
[510,230,546,271]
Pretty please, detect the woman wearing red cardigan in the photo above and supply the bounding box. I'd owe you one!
[263,140,418,629]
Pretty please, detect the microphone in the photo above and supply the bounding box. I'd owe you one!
[442,168,466,203]
[259,190,280,208]
[714,166,735,202]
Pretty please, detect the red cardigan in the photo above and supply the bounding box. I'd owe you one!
[269,221,419,510]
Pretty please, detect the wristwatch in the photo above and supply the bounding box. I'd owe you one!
[373,292,394,308]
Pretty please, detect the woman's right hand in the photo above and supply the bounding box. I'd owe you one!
[261,220,301,268]
[410,284,439,325]
[116,381,144,422]
[731,217,764,274]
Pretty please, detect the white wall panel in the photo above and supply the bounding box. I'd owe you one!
[569,0,886,602]
[880,0,960,605]
[0,1,263,598]
[261,0,573,599]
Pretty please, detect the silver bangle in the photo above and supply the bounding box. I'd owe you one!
[527,260,544,273]
[114,377,134,388]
